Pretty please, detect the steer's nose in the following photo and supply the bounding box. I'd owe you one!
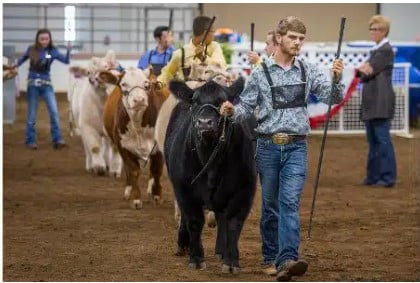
[197,118,214,130]
[133,96,147,106]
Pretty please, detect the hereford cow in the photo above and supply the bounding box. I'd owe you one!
[69,51,122,176]
[165,78,257,273]
[101,66,166,208]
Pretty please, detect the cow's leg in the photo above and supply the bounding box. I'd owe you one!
[176,214,189,256]
[184,205,206,270]
[111,147,123,178]
[107,142,122,178]
[147,151,163,204]
[121,152,142,209]
[80,125,106,176]
[128,169,142,209]
[82,140,93,173]
[221,216,244,275]
[215,211,227,260]
[123,163,132,200]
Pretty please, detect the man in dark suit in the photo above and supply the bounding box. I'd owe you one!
[357,15,396,188]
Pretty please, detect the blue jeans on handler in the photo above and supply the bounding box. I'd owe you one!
[256,137,307,269]
[365,119,397,186]
[26,84,63,145]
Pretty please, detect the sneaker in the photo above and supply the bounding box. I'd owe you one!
[26,143,38,150]
[373,180,395,188]
[53,141,68,150]
[261,263,277,276]
[276,259,308,282]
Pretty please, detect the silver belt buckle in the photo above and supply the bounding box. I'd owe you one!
[33,79,43,86]
[272,133,290,145]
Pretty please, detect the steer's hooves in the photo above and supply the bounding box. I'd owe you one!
[188,262,206,270]
[153,195,162,205]
[132,199,143,210]
[221,264,231,274]
[232,266,241,275]
[94,166,106,176]
[215,254,223,261]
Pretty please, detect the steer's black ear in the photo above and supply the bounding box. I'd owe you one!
[227,76,245,102]
[169,80,194,103]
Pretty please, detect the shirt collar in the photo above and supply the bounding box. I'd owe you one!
[264,56,301,70]
[372,37,389,51]
[153,45,175,55]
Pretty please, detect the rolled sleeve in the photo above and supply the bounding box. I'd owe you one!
[233,72,259,121]
[309,64,344,105]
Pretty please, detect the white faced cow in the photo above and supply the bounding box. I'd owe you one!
[69,50,122,177]
[101,67,166,209]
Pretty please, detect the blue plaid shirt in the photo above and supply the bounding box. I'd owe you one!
[233,57,345,135]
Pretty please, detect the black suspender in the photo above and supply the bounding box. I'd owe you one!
[261,59,307,90]
[261,59,307,109]
[261,62,275,95]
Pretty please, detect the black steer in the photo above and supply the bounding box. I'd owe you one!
[164,78,257,274]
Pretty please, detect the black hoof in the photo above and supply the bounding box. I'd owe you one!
[221,264,240,275]
[188,261,206,270]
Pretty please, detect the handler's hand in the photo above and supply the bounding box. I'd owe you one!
[332,59,344,83]
[194,44,205,60]
[357,62,373,76]
[220,101,234,117]
[247,51,260,65]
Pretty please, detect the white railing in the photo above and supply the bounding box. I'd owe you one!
[228,42,411,136]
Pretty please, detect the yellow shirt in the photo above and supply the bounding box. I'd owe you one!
[158,40,227,86]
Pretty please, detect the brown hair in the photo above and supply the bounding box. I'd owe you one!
[192,16,213,36]
[369,15,391,36]
[276,16,306,36]
[30,28,54,65]
[267,30,277,45]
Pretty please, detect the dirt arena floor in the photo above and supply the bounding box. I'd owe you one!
[3,94,420,281]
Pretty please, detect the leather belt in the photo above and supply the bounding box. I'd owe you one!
[258,133,306,145]
[28,79,52,86]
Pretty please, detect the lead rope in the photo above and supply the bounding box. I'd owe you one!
[191,113,229,185]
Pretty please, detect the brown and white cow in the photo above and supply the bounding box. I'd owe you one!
[101,66,167,209]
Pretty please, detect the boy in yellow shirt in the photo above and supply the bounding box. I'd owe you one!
[158,16,227,86]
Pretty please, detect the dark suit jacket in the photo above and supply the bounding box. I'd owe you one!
[358,42,395,121]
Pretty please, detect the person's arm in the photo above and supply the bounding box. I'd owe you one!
[232,71,260,121]
[52,47,71,64]
[367,47,394,76]
[203,42,227,69]
[157,49,181,86]
[309,61,345,105]
[137,51,149,70]
[16,46,31,67]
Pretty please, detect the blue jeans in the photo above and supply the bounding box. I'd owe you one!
[365,119,397,185]
[26,84,63,145]
[256,137,307,268]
